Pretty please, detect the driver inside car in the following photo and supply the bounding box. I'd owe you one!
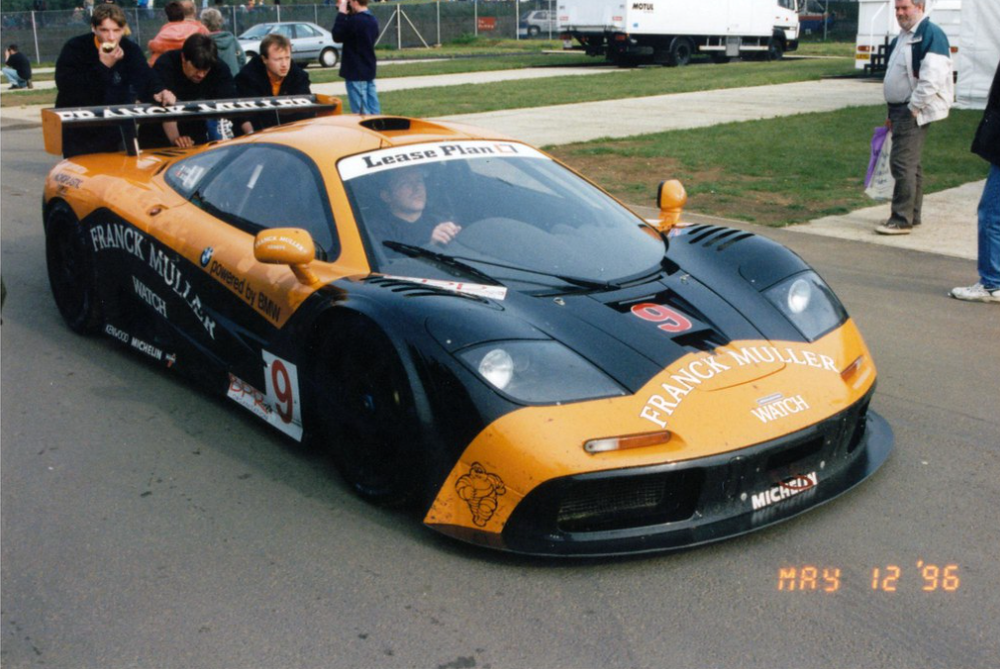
[374,168,462,248]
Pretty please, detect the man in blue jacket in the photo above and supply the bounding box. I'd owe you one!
[332,0,380,115]
[876,0,953,235]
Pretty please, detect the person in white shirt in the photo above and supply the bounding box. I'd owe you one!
[876,0,954,236]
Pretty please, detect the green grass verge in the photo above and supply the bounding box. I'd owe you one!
[549,106,985,227]
[381,57,857,117]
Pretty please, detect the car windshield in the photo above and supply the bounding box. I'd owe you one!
[239,24,274,39]
[338,140,665,290]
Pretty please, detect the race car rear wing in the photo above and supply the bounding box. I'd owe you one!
[41,94,342,157]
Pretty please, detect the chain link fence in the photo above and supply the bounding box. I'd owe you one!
[0,0,564,64]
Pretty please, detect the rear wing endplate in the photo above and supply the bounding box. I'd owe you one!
[41,93,341,157]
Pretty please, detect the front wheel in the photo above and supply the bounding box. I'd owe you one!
[319,47,339,68]
[767,38,785,61]
[45,201,102,334]
[315,317,424,506]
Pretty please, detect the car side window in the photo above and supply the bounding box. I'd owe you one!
[275,25,294,38]
[196,145,339,259]
[164,147,236,200]
[298,24,319,37]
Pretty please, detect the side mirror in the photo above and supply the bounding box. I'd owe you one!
[254,228,319,285]
[655,179,687,233]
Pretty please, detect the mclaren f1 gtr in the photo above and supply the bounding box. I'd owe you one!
[41,96,893,556]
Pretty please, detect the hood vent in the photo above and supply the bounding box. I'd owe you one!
[364,276,486,302]
[685,225,755,252]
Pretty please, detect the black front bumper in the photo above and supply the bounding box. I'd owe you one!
[499,392,893,556]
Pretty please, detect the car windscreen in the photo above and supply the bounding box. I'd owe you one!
[338,141,665,289]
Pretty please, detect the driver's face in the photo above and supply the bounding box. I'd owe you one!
[382,170,427,219]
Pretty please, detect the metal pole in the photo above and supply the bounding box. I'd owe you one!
[823,0,830,41]
[132,9,141,45]
[437,1,440,46]
[515,0,519,41]
[31,11,41,65]
[314,4,318,25]
[474,0,478,37]
[397,5,401,49]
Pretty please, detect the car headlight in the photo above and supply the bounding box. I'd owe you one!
[763,271,847,342]
[458,340,626,404]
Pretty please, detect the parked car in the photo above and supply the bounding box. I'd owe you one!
[238,22,341,68]
[518,10,557,38]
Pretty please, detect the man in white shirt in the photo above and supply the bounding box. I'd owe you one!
[876,0,954,235]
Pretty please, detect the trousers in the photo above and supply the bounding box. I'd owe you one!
[887,103,929,229]
[978,163,1000,289]
[346,79,381,115]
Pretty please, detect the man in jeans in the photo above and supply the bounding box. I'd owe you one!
[3,44,33,89]
[950,58,1000,304]
[876,0,953,236]
[333,0,380,115]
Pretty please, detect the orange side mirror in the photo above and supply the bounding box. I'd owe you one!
[655,179,687,233]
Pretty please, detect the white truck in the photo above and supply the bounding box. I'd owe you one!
[854,0,961,74]
[558,0,800,67]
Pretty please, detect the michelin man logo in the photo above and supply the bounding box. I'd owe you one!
[456,462,506,527]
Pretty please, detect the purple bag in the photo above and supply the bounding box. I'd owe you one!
[865,126,890,188]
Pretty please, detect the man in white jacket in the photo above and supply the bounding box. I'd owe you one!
[876,0,954,235]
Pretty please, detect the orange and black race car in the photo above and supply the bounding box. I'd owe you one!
[42,97,893,556]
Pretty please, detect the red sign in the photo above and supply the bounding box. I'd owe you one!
[478,17,497,31]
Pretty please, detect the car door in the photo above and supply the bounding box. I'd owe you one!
[163,143,340,439]
[292,23,324,62]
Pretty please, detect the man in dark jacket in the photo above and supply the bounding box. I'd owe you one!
[235,33,312,130]
[149,34,250,147]
[950,58,1000,304]
[332,0,380,115]
[3,44,32,89]
[55,3,176,157]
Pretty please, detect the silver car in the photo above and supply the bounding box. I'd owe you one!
[238,21,341,68]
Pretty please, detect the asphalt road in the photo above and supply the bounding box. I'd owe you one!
[2,123,999,669]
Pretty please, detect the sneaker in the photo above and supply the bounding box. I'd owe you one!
[950,283,1000,303]
[875,222,912,235]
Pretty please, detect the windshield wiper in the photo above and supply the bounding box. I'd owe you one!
[446,254,622,291]
[382,241,502,286]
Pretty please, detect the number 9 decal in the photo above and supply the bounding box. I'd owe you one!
[263,351,303,441]
[630,302,693,333]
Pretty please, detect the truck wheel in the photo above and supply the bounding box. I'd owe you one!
[767,37,785,61]
[528,25,540,37]
[667,37,694,67]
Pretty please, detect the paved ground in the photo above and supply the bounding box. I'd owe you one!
[1,65,985,265]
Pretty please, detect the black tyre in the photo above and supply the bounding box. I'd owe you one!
[527,25,540,37]
[667,37,694,67]
[767,37,785,61]
[45,201,102,334]
[316,317,424,506]
[319,47,339,68]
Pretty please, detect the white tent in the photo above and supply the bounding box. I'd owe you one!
[955,0,1000,109]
